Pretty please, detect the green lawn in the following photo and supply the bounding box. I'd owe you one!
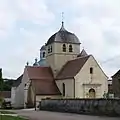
[0,115,28,120]
[0,110,15,114]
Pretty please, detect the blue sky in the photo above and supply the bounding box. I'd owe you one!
[0,0,120,79]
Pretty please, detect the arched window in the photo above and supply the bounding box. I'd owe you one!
[62,83,65,96]
[48,46,50,53]
[63,44,66,52]
[43,52,45,58]
[69,45,73,52]
[50,46,52,53]
[90,67,93,74]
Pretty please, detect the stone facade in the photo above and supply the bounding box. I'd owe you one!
[40,99,120,116]
[46,43,80,76]
[56,56,108,99]
[56,78,74,98]
[75,56,108,98]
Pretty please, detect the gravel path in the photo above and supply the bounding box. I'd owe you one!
[13,109,120,120]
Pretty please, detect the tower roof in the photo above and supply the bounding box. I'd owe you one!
[77,49,88,57]
[46,22,80,45]
[40,45,46,51]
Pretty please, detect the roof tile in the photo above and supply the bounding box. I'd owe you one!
[56,55,90,80]
[26,66,61,95]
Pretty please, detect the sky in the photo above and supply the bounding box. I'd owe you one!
[0,0,120,79]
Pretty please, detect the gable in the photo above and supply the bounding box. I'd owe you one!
[56,55,90,80]
[75,55,108,79]
[22,67,30,83]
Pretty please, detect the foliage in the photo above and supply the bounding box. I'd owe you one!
[2,101,12,109]
[0,68,15,91]
[0,97,4,107]
[0,69,3,91]
[2,79,15,91]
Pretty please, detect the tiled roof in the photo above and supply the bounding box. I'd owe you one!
[0,91,11,98]
[13,75,23,87]
[56,55,90,80]
[46,22,80,45]
[26,66,53,80]
[112,69,120,78]
[40,45,46,50]
[31,79,61,95]
[26,66,61,95]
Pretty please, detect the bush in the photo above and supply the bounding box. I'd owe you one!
[2,101,12,109]
[0,97,4,108]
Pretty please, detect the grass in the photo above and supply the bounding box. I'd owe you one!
[0,110,15,114]
[0,115,28,120]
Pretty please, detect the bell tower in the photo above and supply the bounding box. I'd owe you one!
[46,22,81,76]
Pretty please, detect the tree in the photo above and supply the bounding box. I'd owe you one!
[0,68,3,91]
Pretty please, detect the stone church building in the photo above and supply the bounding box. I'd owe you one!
[11,22,108,108]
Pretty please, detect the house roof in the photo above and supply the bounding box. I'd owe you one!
[56,55,90,80]
[26,66,61,95]
[112,69,120,78]
[26,66,53,80]
[13,75,23,87]
[40,45,46,51]
[31,79,61,95]
[0,91,11,98]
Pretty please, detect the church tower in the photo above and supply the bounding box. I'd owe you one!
[46,22,81,76]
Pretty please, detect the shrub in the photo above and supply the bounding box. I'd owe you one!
[0,97,4,108]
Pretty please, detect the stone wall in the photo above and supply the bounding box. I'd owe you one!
[40,98,120,116]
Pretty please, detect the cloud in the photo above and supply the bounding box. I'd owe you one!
[15,0,55,25]
[0,0,55,78]
[63,0,120,77]
[1,0,120,79]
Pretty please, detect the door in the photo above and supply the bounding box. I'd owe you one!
[89,88,96,98]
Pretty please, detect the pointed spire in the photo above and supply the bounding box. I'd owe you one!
[60,21,65,31]
[81,49,88,56]
[77,49,88,57]
[59,12,66,31]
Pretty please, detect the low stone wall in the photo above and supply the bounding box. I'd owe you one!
[40,98,120,116]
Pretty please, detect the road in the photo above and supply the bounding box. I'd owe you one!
[14,109,120,120]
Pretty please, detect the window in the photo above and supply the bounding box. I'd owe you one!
[48,46,52,53]
[90,67,93,74]
[63,44,66,52]
[48,46,50,53]
[62,83,65,96]
[43,52,45,58]
[50,46,52,53]
[69,45,73,52]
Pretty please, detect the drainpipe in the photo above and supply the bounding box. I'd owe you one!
[73,77,75,98]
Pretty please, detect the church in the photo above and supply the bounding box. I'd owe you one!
[11,22,108,108]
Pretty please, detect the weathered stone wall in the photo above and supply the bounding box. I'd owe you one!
[40,99,120,116]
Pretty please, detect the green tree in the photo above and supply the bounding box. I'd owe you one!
[0,68,3,91]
